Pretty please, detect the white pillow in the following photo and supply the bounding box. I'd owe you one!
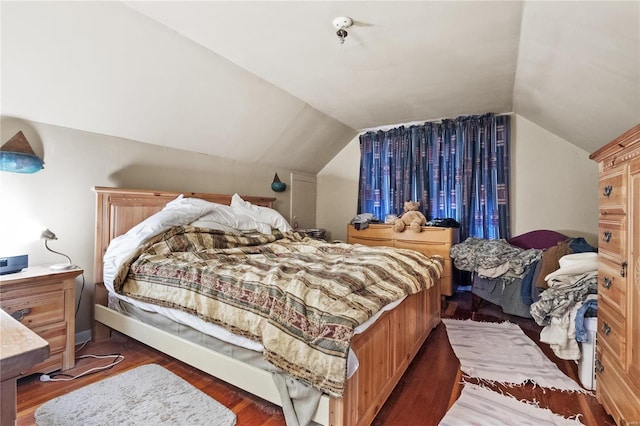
[190,204,271,234]
[231,194,292,232]
[189,219,241,235]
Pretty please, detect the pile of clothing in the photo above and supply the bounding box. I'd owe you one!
[449,238,542,280]
[530,252,598,360]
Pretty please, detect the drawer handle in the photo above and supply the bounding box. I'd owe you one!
[602,231,612,243]
[603,185,613,197]
[10,308,31,322]
[602,276,612,289]
[621,261,627,278]
[595,358,605,374]
[602,322,612,336]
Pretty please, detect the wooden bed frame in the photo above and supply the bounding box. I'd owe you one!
[92,186,441,426]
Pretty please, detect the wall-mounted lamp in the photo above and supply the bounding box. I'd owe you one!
[271,173,287,192]
[41,229,74,270]
[0,131,44,174]
[333,16,353,45]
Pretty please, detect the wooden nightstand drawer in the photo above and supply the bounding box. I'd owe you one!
[26,323,67,376]
[0,265,82,373]
[33,322,67,355]
[1,289,65,329]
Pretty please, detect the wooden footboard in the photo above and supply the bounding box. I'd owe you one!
[330,281,441,425]
[92,187,441,426]
[94,281,440,426]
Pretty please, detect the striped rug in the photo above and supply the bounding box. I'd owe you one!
[442,319,584,392]
[440,384,584,425]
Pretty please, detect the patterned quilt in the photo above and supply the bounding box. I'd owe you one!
[113,226,444,396]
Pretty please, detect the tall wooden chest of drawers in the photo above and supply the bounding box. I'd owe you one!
[590,124,640,424]
[0,265,82,375]
[347,224,460,296]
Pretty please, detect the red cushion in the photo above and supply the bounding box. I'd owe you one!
[507,230,568,250]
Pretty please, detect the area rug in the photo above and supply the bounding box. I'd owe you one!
[35,364,236,426]
[442,319,584,392]
[439,384,584,425]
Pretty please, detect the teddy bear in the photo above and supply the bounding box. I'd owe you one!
[392,201,427,233]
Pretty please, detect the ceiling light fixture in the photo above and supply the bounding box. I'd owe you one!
[333,16,353,45]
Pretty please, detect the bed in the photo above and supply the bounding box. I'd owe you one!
[92,186,444,426]
[450,230,570,318]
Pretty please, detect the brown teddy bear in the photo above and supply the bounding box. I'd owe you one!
[392,201,427,233]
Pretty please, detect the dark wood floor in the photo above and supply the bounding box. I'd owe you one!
[16,289,614,425]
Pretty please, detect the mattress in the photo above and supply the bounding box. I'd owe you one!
[107,291,403,378]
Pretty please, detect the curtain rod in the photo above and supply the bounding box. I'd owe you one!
[359,112,514,134]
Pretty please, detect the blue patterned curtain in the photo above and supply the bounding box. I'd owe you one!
[358,114,510,240]
[357,127,413,220]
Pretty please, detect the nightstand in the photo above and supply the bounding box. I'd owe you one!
[0,265,82,375]
[297,228,326,240]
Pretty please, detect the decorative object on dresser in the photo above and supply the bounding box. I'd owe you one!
[347,223,460,297]
[0,265,82,375]
[589,123,640,424]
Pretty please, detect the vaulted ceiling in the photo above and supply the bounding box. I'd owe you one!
[2,1,638,173]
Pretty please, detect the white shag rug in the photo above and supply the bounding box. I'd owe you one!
[439,384,584,425]
[35,364,237,426]
[442,319,584,392]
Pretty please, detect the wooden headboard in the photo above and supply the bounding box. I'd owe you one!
[92,186,276,285]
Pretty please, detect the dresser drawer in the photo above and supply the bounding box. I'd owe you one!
[598,219,627,263]
[394,228,454,244]
[347,224,392,241]
[596,346,640,424]
[394,240,450,258]
[598,261,626,317]
[0,289,65,330]
[598,166,627,214]
[598,304,626,365]
[348,235,394,247]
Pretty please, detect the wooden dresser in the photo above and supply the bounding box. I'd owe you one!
[347,224,460,296]
[590,123,640,424]
[0,265,82,375]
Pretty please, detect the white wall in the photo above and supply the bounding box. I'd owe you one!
[510,115,599,243]
[1,1,356,175]
[317,114,600,245]
[0,117,298,339]
[316,136,360,241]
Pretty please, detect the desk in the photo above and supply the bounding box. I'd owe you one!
[0,309,49,425]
